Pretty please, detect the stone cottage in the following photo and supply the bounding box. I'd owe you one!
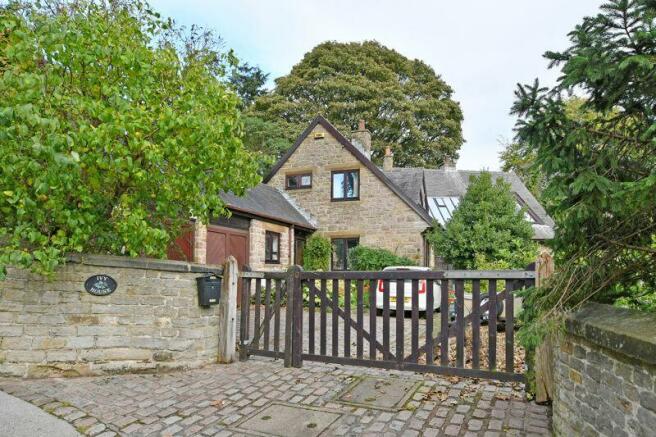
[173,116,553,270]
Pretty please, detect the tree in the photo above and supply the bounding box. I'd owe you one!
[427,172,537,270]
[241,116,291,175]
[250,40,464,168]
[0,0,260,277]
[227,63,290,175]
[511,0,656,316]
[500,98,596,202]
[229,63,269,108]
[499,140,544,200]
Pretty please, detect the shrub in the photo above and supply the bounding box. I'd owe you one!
[427,172,537,270]
[349,246,416,271]
[303,235,331,271]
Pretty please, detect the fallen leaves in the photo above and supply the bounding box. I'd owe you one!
[419,325,526,374]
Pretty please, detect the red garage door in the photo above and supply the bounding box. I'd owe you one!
[206,224,249,306]
[206,225,249,270]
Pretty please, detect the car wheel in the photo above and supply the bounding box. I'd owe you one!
[480,297,504,320]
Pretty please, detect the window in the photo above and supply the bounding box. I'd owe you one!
[515,195,541,224]
[331,170,359,201]
[286,173,312,189]
[331,237,359,270]
[265,231,280,264]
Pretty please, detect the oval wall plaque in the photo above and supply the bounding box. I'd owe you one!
[84,275,117,296]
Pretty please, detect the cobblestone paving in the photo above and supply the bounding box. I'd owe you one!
[0,357,551,436]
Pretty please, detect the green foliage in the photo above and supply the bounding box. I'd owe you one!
[250,40,463,168]
[511,0,656,320]
[0,0,260,277]
[241,115,291,175]
[229,63,269,108]
[348,246,416,271]
[499,141,545,201]
[302,235,331,271]
[511,0,656,394]
[428,172,537,270]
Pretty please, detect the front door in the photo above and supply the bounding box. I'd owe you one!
[294,234,306,266]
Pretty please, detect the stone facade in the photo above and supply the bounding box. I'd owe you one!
[248,219,293,271]
[192,220,207,264]
[267,123,429,264]
[0,255,224,378]
[553,303,656,437]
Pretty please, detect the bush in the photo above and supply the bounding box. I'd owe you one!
[349,246,416,271]
[427,172,537,270]
[303,235,331,271]
[302,280,372,309]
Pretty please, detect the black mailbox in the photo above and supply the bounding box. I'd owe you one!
[196,273,222,307]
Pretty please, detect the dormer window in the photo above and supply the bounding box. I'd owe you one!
[286,173,312,190]
[331,169,359,201]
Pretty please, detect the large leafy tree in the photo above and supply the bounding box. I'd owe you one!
[0,0,259,277]
[512,0,656,318]
[250,41,464,168]
[428,172,537,270]
[227,63,289,175]
[229,63,269,108]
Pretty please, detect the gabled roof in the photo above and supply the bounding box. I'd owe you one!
[383,167,425,205]
[263,115,432,224]
[220,184,316,230]
[383,167,555,240]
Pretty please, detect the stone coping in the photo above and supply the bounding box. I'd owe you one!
[66,254,224,274]
[566,302,656,365]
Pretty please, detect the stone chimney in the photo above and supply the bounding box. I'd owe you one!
[351,119,372,159]
[442,155,457,171]
[383,146,394,171]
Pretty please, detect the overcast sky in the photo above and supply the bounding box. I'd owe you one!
[152,0,603,170]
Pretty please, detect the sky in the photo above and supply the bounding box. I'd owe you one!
[152,0,603,170]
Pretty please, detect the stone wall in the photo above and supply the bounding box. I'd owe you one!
[0,255,224,378]
[267,123,429,263]
[248,219,292,271]
[553,303,656,436]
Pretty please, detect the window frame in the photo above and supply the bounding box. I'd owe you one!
[331,237,359,271]
[265,231,281,264]
[514,195,541,225]
[330,169,360,201]
[285,173,312,190]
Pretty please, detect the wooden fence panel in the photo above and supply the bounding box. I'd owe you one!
[239,268,533,383]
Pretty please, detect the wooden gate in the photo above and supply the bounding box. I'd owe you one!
[239,267,535,382]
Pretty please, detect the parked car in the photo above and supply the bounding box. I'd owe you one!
[375,266,522,323]
[375,266,444,313]
[449,292,522,325]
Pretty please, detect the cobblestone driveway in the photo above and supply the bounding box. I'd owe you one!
[0,357,550,436]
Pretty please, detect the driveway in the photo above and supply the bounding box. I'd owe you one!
[0,357,550,436]
[242,308,522,371]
